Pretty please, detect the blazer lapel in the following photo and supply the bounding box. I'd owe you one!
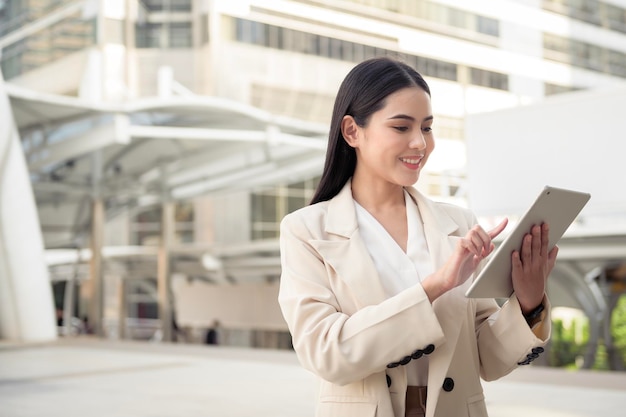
[309,180,389,308]
[407,187,473,412]
[409,188,469,343]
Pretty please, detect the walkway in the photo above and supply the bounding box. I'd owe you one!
[1,338,625,417]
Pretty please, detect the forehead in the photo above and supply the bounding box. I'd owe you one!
[377,87,432,118]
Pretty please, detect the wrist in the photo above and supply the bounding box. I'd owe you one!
[422,272,450,303]
[522,303,545,327]
[520,294,546,315]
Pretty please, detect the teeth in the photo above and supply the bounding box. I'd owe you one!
[401,157,421,164]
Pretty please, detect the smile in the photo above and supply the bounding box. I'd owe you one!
[399,156,423,164]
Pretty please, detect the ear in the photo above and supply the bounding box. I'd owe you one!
[341,115,360,148]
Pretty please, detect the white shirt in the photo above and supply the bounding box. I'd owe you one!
[354,189,434,386]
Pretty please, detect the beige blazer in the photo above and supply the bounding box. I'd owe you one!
[278,180,550,417]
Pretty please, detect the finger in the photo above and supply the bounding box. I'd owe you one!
[471,226,492,254]
[540,223,550,258]
[458,238,476,256]
[548,245,559,259]
[468,234,482,255]
[546,245,559,275]
[466,235,484,257]
[521,234,532,267]
[531,225,541,260]
[511,250,522,271]
[483,242,496,257]
[488,218,508,240]
[463,226,487,255]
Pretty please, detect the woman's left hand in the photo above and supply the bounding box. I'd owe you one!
[511,223,558,314]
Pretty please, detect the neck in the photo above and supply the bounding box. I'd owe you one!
[351,174,405,212]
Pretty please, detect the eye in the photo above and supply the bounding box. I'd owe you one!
[393,126,409,132]
[422,126,433,133]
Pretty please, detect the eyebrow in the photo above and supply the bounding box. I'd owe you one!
[388,114,434,122]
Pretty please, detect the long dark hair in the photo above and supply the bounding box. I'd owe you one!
[310,57,431,204]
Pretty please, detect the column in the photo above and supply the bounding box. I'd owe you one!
[158,200,175,342]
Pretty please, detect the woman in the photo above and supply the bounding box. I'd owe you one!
[278,57,556,417]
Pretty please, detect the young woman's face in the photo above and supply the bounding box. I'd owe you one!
[348,86,434,188]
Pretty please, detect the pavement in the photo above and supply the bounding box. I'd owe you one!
[1,337,625,417]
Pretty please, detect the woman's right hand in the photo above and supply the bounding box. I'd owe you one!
[423,219,508,302]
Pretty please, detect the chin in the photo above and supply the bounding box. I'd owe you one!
[397,176,420,187]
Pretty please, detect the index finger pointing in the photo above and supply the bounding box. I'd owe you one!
[488,218,508,240]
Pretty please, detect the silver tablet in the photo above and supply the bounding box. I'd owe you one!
[465,186,591,299]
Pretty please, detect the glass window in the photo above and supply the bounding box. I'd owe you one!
[298,31,314,54]
[470,67,509,90]
[287,195,306,214]
[317,36,330,57]
[608,50,626,77]
[267,25,283,49]
[251,20,265,45]
[434,116,465,140]
[363,45,376,60]
[448,8,468,30]
[542,0,626,32]
[141,0,164,12]
[605,3,626,33]
[544,33,569,55]
[200,13,209,44]
[545,82,582,95]
[587,44,604,71]
[289,30,304,53]
[417,56,458,82]
[231,18,458,82]
[476,15,499,36]
[140,0,191,12]
[0,39,25,79]
[136,22,162,48]
[0,1,29,37]
[131,202,194,245]
[251,193,277,224]
[329,38,343,59]
[352,43,365,62]
[169,21,191,48]
[570,0,600,23]
[0,14,95,78]
[235,18,248,42]
[170,0,192,12]
[427,2,446,26]
[250,178,319,240]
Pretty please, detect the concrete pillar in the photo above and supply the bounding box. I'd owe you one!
[118,277,127,340]
[80,151,104,336]
[88,198,105,336]
[158,200,174,342]
[0,70,57,341]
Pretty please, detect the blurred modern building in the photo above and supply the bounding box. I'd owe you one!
[1,0,626,354]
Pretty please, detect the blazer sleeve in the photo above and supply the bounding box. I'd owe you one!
[460,210,552,381]
[474,294,551,381]
[278,213,446,386]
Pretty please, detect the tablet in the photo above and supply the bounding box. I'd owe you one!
[465,186,591,299]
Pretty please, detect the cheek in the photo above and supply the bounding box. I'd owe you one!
[428,137,435,153]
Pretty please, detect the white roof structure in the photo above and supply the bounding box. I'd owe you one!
[7,82,327,250]
[10,83,324,219]
[3,78,330,340]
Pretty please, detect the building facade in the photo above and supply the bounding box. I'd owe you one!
[2,0,626,346]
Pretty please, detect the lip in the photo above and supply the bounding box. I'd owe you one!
[399,155,424,171]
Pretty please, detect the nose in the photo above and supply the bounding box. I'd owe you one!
[409,132,427,150]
